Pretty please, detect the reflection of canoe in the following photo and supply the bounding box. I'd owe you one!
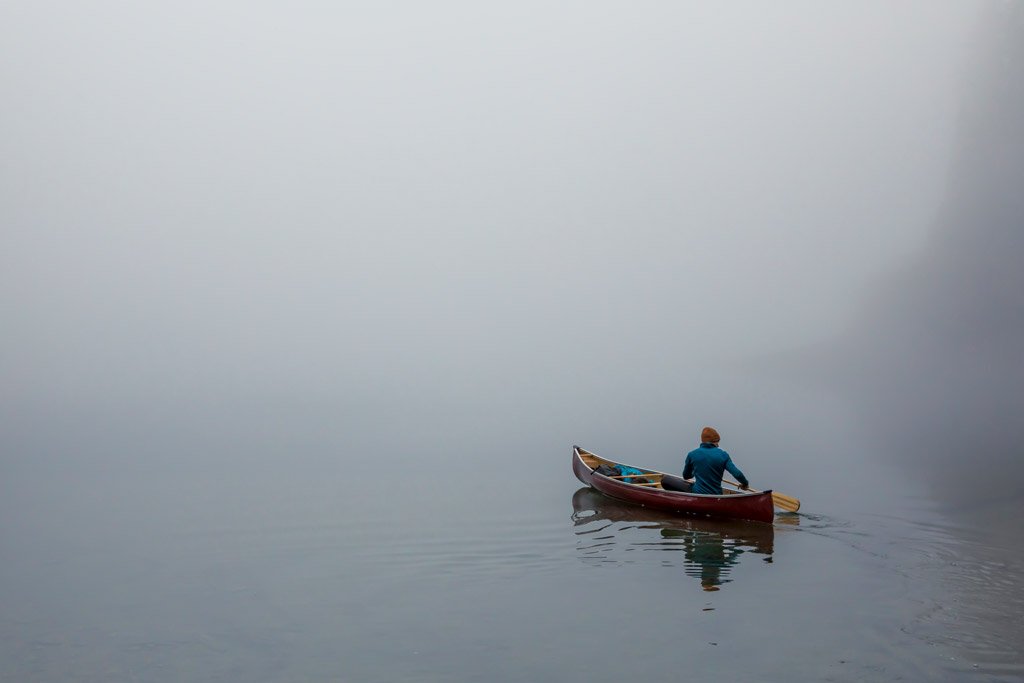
[571,487,775,553]
[572,487,774,590]
[572,445,775,524]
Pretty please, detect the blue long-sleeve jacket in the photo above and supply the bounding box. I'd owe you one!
[683,443,749,494]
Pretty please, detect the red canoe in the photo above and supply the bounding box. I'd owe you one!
[572,445,776,524]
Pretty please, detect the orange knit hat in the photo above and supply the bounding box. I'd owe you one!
[701,426,720,444]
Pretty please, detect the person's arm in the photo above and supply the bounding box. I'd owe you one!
[724,456,749,488]
[682,454,694,480]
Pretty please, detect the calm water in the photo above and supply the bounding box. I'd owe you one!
[2,393,1022,682]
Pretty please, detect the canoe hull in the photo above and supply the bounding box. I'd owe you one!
[572,445,775,524]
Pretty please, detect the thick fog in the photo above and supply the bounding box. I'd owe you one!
[1,3,988,481]
[819,4,1024,515]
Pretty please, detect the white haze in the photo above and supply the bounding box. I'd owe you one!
[1,2,978,470]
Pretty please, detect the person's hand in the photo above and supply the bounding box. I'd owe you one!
[740,483,749,490]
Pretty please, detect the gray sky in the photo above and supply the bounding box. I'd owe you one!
[1,2,979,428]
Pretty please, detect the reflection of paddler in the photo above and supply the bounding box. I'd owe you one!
[662,528,740,591]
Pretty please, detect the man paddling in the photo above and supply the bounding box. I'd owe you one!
[683,427,750,495]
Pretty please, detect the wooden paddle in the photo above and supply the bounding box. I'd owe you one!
[724,479,801,512]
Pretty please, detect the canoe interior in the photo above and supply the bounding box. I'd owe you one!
[574,446,744,494]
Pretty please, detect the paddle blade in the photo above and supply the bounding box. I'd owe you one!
[771,492,801,512]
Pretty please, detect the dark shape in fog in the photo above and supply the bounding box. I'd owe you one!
[824,4,1024,513]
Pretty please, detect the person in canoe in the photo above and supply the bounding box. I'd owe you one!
[683,427,750,494]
